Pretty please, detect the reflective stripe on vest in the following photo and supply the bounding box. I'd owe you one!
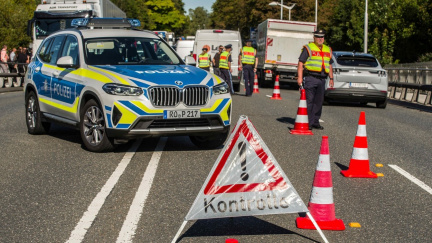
[198,53,210,68]
[241,46,255,64]
[219,51,230,69]
[304,43,332,73]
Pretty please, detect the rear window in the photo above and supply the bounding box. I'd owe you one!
[335,56,378,67]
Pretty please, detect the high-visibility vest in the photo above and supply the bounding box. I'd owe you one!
[304,43,332,73]
[219,51,230,69]
[241,46,255,64]
[198,53,210,68]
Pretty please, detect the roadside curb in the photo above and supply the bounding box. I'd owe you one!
[0,87,24,94]
[388,99,432,113]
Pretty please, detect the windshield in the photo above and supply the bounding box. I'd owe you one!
[35,19,74,39]
[85,37,182,65]
[336,56,379,67]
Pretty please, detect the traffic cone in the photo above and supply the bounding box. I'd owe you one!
[296,136,345,230]
[270,75,282,100]
[341,111,377,178]
[226,239,238,243]
[253,74,259,93]
[290,88,313,135]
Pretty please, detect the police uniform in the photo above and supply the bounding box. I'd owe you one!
[298,30,333,129]
[198,48,211,71]
[219,44,234,94]
[240,41,257,96]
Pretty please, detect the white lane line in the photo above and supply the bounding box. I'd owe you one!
[66,139,142,243]
[116,137,168,243]
[389,164,432,195]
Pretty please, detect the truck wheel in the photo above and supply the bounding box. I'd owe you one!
[4,77,14,88]
[376,99,387,109]
[80,99,114,152]
[189,129,229,149]
[25,91,51,134]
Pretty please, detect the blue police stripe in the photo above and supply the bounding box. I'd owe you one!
[106,113,113,128]
[105,106,112,111]
[116,124,130,129]
[118,100,146,116]
[201,98,230,114]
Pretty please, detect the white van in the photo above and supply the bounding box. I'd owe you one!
[193,29,242,92]
[175,39,194,61]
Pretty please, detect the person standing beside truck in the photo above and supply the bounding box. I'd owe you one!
[239,40,258,96]
[297,30,334,130]
[1,45,9,74]
[212,45,224,77]
[198,45,211,71]
[219,44,234,94]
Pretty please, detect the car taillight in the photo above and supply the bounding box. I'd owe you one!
[213,30,224,33]
[378,70,387,77]
[333,68,340,74]
[193,54,196,61]
[265,70,272,74]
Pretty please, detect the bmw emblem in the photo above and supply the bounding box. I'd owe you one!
[175,81,183,86]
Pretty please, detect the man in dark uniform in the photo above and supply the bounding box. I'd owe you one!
[212,45,224,77]
[297,29,334,130]
[219,44,234,94]
[239,40,258,96]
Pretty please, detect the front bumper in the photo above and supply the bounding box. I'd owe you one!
[325,88,387,102]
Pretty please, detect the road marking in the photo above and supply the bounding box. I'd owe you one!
[117,137,168,243]
[389,164,432,195]
[66,139,142,243]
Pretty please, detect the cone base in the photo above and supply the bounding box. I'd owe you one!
[253,90,259,93]
[290,129,313,135]
[271,96,282,100]
[341,169,378,178]
[296,217,345,231]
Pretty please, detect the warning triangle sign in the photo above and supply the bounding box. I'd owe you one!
[185,116,308,220]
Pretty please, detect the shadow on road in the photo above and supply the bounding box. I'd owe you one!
[388,99,432,113]
[334,162,349,171]
[277,117,296,125]
[178,216,320,242]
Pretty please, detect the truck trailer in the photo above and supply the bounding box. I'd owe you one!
[256,19,316,86]
[28,0,126,56]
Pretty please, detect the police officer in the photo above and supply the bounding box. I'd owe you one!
[212,45,224,77]
[198,46,211,71]
[219,44,234,94]
[239,40,258,96]
[297,29,334,130]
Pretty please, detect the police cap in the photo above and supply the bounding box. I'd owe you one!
[313,29,326,37]
[224,44,232,49]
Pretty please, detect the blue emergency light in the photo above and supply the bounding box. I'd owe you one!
[71,18,141,28]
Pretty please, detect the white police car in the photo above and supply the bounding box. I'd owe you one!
[24,18,232,152]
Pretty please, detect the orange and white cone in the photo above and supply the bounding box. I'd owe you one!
[270,75,282,100]
[253,74,259,93]
[290,88,313,135]
[341,111,377,178]
[296,136,345,230]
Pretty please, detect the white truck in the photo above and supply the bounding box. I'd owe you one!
[28,0,126,56]
[256,19,316,86]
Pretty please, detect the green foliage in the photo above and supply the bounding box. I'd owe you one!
[145,0,187,32]
[184,7,211,36]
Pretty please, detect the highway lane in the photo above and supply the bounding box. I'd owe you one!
[0,89,431,242]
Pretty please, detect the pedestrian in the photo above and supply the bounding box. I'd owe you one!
[239,39,258,96]
[297,29,334,130]
[219,44,235,94]
[1,45,9,74]
[198,45,211,71]
[9,47,17,73]
[17,47,28,74]
[212,45,224,77]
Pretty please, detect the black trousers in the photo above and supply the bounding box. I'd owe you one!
[243,64,254,96]
[220,69,234,94]
[304,75,326,126]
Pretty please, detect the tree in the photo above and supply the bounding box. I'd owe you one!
[185,7,211,36]
[145,0,187,32]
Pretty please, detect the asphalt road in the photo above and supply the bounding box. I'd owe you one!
[0,87,431,243]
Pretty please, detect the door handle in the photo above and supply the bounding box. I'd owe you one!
[53,71,60,78]
[35,67,40,72]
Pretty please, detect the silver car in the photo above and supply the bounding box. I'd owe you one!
[325,51,388,108]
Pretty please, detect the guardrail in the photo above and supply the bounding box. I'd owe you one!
[0,62,28,88]
[385,67,432,106]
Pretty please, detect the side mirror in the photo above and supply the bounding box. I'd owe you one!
[185,56,196,66]
[57,56,78,69]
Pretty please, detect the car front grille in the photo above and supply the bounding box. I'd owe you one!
[148,86,209,107]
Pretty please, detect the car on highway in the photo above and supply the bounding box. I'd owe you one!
[24,18,232,152]
[325,51,388,108]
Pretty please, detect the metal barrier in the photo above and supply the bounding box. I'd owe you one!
[386,67,432,106]
[0,62,27,88]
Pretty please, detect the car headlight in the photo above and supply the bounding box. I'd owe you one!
[102,83,143,96]
[213,82,229,95]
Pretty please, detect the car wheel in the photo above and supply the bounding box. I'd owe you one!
[189,128,230,149]
[80,99,114,152]
[376,99,387,109]
[25,91,51,134]
[360,102,368,106]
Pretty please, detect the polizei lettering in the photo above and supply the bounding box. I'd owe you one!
[135,70,191,74]
[204,193,289,213]
[53,83,72,99]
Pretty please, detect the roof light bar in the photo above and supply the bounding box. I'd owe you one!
[71,18,141,28]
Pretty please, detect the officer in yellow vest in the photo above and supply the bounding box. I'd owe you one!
[297,29,334,130]
[219,44,234,94]
[198,46,211,71]
[239,39,258,96]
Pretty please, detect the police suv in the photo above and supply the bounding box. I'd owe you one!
[24,18,232,152]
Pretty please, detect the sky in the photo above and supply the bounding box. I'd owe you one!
[183,0,216,13]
